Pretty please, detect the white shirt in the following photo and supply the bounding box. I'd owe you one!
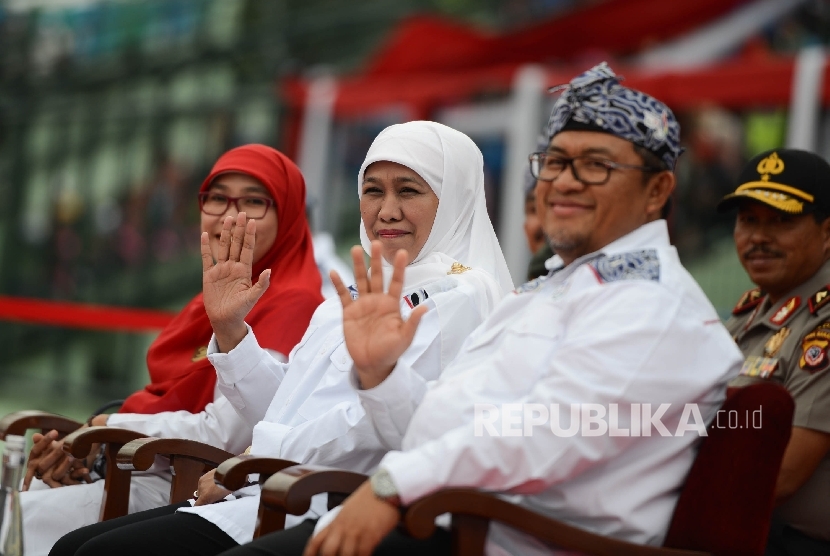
[179,271,498,544]
[368,221,742,555]
[17,379,265,556]
[107,382,254,458]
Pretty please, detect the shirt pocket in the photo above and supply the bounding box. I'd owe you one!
[511,310,563,340]
[288,324,319,360]
[329,342,353,372]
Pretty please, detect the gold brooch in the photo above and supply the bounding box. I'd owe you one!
[191,346,208,362]
[447,262,471,275]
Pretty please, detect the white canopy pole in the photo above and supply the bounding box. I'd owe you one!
[297,73,337,234]
[635,0,809,71]
[786,46,827,152]
[499,64,546,286]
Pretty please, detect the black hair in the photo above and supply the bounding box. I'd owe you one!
[633,145,672,219]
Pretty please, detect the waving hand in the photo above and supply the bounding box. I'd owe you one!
[330,241,427,389]
[201,213,271,352]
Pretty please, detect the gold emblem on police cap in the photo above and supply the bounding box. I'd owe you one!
[764,327,790,357]
[756,152,785,182]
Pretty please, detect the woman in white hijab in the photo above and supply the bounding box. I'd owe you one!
[51,121,513,556]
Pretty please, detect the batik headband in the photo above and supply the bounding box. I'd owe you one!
[546,62,684,169]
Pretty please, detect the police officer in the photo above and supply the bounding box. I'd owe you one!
[718,148,830,555]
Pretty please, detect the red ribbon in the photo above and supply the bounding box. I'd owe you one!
[0,295,176,332]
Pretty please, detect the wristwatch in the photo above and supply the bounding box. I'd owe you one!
[370,468,401,507]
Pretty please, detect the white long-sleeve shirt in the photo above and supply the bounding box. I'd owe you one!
[179,269,502,544]
[18,373,274,556]
[107,381,254,457]
[367,220,742,555]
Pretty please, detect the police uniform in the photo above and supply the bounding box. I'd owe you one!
[718,148,830,547]
[728,264,830,543]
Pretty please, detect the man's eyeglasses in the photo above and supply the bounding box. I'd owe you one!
[528,152,662,186]
[198,192,275,219]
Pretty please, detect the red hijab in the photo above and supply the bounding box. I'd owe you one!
[120,145,323,414]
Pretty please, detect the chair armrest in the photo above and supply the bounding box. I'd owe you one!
[256,465,368,538]
[214,455,298,491]
[61,426,147,459]
[60,426,148,521]
[403,489,711,556]
[115,437,236,505]
[0,410,82,439]
[116,437,234,472]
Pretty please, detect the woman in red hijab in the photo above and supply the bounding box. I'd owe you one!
[18,145,324,556]
[117,144,324,416]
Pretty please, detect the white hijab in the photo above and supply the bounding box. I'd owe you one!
[358,121,514,295]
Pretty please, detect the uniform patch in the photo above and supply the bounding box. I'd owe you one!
[589,249,659,283]
[809,286,830,314]
[764,327,790,357]
[732,288,763,315]
[769,296,800,326]
[739,355,778,379]
[347,284,359,300]
[403,288,429,308]
[514,276,547,294]
[799,322,830,373]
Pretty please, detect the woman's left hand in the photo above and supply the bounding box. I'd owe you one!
[201,213,271,352]
[331,241,427,389]
[193,468,232,506]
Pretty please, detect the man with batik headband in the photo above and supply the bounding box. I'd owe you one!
[296,62,741,556]
[719,148,830,555]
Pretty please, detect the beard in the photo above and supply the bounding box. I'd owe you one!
[546,227,589,257]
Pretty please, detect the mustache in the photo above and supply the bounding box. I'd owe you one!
[742,245,785,258]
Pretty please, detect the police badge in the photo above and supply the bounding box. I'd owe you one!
[799,322,830,373]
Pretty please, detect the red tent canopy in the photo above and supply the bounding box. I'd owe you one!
[364,0,752,76]
[283,53,829,120]
[280,0,828,154]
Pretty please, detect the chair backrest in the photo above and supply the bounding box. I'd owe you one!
[663,382,794,556]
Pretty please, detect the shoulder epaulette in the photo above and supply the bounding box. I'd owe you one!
[732,287,763,316]
[809,285,830,314]
[588,249,660,284]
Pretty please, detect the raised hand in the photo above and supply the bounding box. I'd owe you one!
[330,241,427,389]
[201,213,271,352]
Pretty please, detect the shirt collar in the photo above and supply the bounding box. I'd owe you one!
[544,220,671,274]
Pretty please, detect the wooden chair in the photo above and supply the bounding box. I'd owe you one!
[115,437,236,504]
[116,439,301,536]
[258,382,795,555]
[0,410,231,521]
[0,410,83,441]
[0,410,148,521]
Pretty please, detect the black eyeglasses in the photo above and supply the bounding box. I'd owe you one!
[198,192,275,219]
[528,152,662,186]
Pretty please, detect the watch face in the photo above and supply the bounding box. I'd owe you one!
[371,469,399,500]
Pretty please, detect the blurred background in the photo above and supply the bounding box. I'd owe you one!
[1,0,829,421]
